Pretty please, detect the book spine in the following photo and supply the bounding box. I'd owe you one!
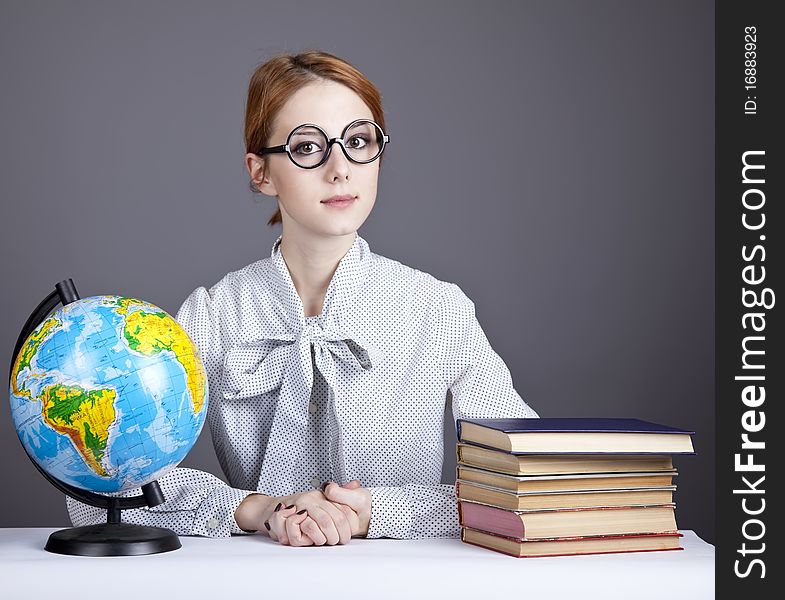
[458,438,696,456]
[460,527,684,558]
[460,536,685,559]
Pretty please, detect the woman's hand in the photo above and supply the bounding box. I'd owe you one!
[266,480,371,546]
[264,484,357,546]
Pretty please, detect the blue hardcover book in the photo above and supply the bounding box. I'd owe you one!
[456,418,695,455]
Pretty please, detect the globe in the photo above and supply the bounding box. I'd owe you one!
[9,294,208,495]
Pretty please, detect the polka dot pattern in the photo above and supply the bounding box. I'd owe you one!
[67,233,538,539]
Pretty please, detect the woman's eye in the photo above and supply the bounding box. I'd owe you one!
[294,142,321,155]
[347,135,368,149]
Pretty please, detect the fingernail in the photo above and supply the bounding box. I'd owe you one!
[274,502,283,512]
[320,481,330,493]
[264,521,270,531]
[285,504,295,510]
[297,509,307,515]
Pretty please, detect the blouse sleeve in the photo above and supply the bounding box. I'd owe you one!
[441,281,538,421]
[365,484,462,539]
[66,286,260,538]
[364,282,538,540]
[66,468,260,537]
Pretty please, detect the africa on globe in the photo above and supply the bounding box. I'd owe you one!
[9,295,208,494]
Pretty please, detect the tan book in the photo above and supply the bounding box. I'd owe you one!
[456,443,675,476]
[457,418,695,454]
[461,528,683,558]
[456,480,675,510]
[457,464,677,492]
[458,499,679,539]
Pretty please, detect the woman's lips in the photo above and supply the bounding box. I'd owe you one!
[321,195,356,208]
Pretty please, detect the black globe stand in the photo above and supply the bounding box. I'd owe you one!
[10,279,182,556]
[41,480,182,557]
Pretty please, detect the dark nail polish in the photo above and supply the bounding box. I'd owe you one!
[285,504,295,510]
[320,480,331,493]
[264,521,270,531]
[274,502,283,512]
[297,509,307,515]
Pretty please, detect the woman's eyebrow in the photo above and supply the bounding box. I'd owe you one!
[290,127,323,135]
[290,119,370,134]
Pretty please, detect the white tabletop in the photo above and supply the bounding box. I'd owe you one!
[0,528,714,599]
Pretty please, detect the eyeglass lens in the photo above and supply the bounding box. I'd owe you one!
[289,121,384,167]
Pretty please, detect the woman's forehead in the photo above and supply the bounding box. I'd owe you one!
[275,81,373,134]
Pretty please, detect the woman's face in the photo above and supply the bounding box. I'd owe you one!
[247,80,380,240]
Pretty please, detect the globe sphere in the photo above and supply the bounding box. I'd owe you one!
[9,295,208,493]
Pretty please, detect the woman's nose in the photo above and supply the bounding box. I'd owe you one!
[324,143,351,180]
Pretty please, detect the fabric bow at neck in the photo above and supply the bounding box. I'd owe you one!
[222,319,384,496]
[222,320,382,404]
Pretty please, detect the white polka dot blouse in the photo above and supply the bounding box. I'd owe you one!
[67,232,538,539]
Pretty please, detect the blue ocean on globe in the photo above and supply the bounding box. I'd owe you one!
[9,295,208,493]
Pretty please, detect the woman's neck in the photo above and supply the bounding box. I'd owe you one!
[278,231,357,317]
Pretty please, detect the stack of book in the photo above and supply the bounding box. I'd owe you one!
[455,417,695,558]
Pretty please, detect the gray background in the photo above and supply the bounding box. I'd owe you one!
[1,1,715,543]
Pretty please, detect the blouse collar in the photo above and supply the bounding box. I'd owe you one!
[267,232,373,330]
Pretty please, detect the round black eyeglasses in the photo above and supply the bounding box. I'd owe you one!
[256,119,390,169]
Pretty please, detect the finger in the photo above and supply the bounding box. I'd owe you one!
[274,504,323,546]
[298,514,328,546]
[314,500,352,545]
[303,505,342,546]
[287,510,315,547]
[335,502,361,536]
[323,481,363,512]
[323,479,360,491]
[271,504,298,545]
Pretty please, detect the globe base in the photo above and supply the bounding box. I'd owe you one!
[45,522,182,556]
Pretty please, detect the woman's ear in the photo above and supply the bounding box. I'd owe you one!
[245,153,278,196]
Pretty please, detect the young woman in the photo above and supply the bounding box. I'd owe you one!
[68,50,538,546]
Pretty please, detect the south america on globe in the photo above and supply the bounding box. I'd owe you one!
[9,295,207,494]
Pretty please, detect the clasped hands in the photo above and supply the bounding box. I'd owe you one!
[258,480,371,546]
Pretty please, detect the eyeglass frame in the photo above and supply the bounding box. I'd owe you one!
[255,118,390,169]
